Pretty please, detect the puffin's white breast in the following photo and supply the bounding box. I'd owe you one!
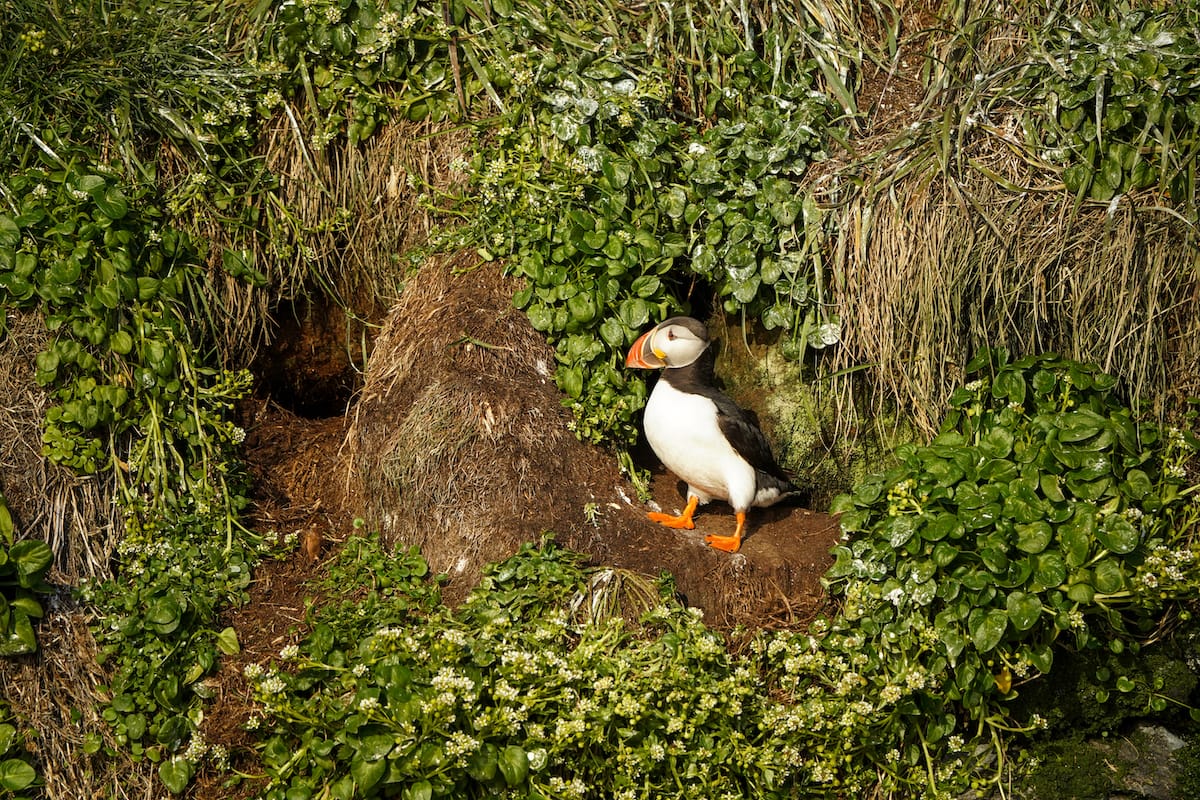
[643,379,757,511]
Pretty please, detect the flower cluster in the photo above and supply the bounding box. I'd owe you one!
[250,538,858,799]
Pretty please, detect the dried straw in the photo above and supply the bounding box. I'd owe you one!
[0,310,134,800]
[0,604,157,800]
[821,127,1200,437]
[0,309,121,584]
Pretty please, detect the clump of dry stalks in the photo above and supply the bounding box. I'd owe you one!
[811,0,1200,439]
[819,128,1199,439]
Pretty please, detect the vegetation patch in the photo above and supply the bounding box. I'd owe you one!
[2,1,1199,798]
[828,349,1200,792]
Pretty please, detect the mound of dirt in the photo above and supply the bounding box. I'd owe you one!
[244,253,842,629]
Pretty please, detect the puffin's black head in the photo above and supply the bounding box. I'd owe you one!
[625,316,710,370]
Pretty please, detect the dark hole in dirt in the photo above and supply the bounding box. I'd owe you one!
[252,295,368,418]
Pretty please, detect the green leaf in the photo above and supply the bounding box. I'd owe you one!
[0,504,12,545]
[598,318,625,347]
[0,610,36,655]
[993,370,1027,405]
[602,158,631,189]
[887,515,917,548]
[498,745,529,787]
[1060,506,1095,567]
[93,186,129,219]
[1096,515,1138,554]
[582,230,607,251]
[1006,591,1042,631]
[1015,521,1052,554]
[925,457,964,487]
[663,186,687,219]
[215,626,240,655]
[1122,469,1153,499]
[404,780,433,800]
[1027,644,1054,673]
[1067,577,1095,604]
[146,595,184,635]
[285,784,313,800]
[566,292,597,326]
[980,547,1010,575]
[0,758,36,791]
[932,541,960,567]
[10,540,52,587]
[329,774,355,800]
[350,755,386,793]
[978,427,1014,459]
[631,275,661,299]
[937,622,966,664]
[617,298,650,331]
[0,216,19,249]
[158,757,193,795]
[109,330,134,355]
[466,742,499,782]
[558,365,583,398]
[1093,558,1126,594]
[125,712,147,741]
[1033,552,1067,588]
[968,608,1008,653]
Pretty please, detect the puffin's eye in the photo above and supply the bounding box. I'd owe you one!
[667,329,675,340]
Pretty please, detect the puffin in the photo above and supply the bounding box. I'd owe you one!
[625,316,802,553]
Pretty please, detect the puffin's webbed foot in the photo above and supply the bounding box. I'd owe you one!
[647,495,698,530]
[704,512,746,553]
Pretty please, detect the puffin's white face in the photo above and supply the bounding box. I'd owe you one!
[625,317,710,370]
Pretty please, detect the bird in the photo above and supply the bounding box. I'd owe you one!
[625,315,803,553]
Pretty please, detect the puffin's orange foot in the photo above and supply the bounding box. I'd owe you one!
[647,495,699,530]
[648,510,696,530]
[704,533,742,553]
[705,511,747,553]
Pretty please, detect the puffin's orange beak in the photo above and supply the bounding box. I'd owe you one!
[625,327,666,369]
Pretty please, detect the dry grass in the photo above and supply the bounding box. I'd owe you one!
[154,107,474,369]
[344,251,581,595]
[0,310,122,584]
[0,605,156,800]
[0,312,132,800]
[819,125,1200,437]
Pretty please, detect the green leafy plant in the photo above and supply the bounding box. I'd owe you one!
[0,493,52,657]
[259,0,848,446]
[248,535,823,799]
[469,42,837,444]
[1018,5,1200,202]
[825,348,1200,789]
[0,150,261,796]
[0,164,253,541]
[262,0,462,143]
[78,525,278,790]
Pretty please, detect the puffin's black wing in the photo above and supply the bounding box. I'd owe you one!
[711,394,792,480]
[662,352,795,487]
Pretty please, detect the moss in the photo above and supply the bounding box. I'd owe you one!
[1014,644,1199,742]
[1021,733,1125,800]
[1176,736,1200,799]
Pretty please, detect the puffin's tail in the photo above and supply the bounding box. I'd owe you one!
[755,472,810,509]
